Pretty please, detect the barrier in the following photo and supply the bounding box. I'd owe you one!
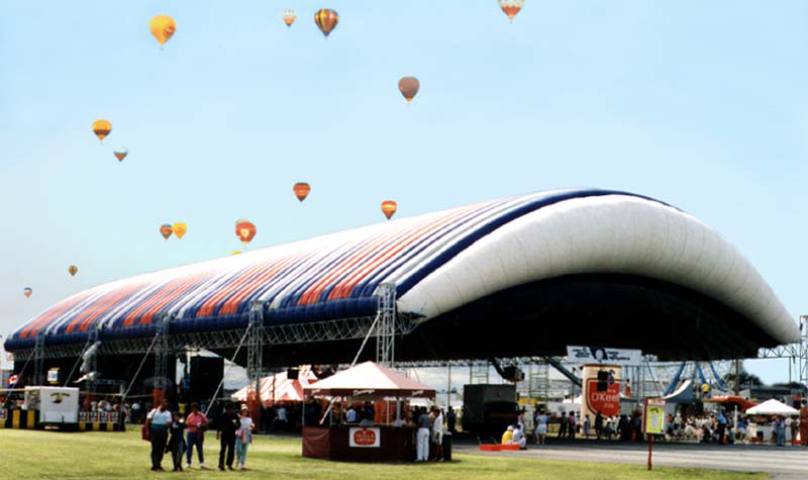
[78,411,124,432]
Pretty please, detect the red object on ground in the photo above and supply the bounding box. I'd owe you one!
[479,444,521,451]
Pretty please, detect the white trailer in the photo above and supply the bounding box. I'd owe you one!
[24,386,79,426]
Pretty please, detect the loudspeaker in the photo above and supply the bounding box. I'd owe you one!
[190,357,224,401]
[287,368,299,380]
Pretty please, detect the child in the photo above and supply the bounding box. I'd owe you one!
[235,405,255,470]
[166,412,186,472]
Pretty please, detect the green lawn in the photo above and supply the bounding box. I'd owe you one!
[0,429,766,480]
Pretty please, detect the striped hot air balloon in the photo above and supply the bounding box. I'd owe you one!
[92,119,111,142]
[498,0,525,22]
[293,182,311,202]
[314,9,339,37]
[235,220,257,245]
[283,9,297,27]
[160,224,173,240]
[381,200,398,220]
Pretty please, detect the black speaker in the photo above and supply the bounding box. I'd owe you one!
[190,357,224,401]
[287,368,299,380]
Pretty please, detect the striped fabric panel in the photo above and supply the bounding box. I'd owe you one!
[17,290,97,339]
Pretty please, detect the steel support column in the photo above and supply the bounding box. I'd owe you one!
[375,283,396,367]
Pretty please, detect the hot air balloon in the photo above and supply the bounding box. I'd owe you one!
[293,182,311,202]
[68,265,78,277]
[231,250,243,256]
[92,119,112,142]
[283,9,297,27]
[150,14,176,47]
[398,77,420,103]
[498,0,524,22]
[23,287,32,298]
[314,9,339,37]
[235,220,257,245]
[381,200,397,220]
[113,147,128,162]
[160,224,173,240]
[173,222,187,239]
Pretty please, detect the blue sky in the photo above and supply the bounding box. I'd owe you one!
[1,1,806,382]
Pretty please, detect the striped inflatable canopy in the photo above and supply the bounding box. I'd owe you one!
[4,189,798,351]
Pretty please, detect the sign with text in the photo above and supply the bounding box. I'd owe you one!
[567,346,643,366]
[643,399,666,435]
[349,427,380,448]
[585,378,621,417]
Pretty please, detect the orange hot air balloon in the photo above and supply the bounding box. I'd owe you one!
[113,147,128,162]
[381,200,398,220]
[160,224,173,240]
[293,182,311,202]
[23,287,32,298]
[283,9,297,27]
[314,9,339,37]
[173,222,187,239]
[150,14,176,47]
[498,0,525,22]
[68,265,78,276]
[235,220,257,245]
[92,119,112,142]
[398,76,420,103]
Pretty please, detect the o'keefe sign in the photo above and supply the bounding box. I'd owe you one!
[349,427,381,448]
[585,378,621,417]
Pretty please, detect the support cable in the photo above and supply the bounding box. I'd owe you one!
[204,325,252,417]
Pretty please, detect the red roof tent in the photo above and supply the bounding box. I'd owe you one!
[304,361,435,398]
[705,395,758,411]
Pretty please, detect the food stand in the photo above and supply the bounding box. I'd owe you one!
[302,361,435,462]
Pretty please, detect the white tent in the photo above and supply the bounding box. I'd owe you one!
[745,399,799,416]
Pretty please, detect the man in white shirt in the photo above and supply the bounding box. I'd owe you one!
[431,407,445,461]
[346,406,358,423]
[146,399,173,471]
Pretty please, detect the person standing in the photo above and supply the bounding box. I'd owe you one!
[567,412,577,440]
[146,399,172,471]
[534,411,548,445]
[800,399,808,446]
[166,412,186,472]
[235,405,255,470]
[416,407,431,462]
[431,407,445,461]
[216,402,240,470]
[446,406,457,434]
[185,402,209,469]
[774,416,786,447]
[558,412,568,438]
[594,411,604,440]
[583,414,592,439]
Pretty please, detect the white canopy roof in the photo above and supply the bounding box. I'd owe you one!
[745,398,799,416]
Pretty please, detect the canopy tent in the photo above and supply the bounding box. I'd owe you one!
[232,367,318,406]
[304,361,435,398]
[662,380,696,404]
[745,399,799,416]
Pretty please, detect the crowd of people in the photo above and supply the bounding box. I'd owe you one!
[144,400,255,472]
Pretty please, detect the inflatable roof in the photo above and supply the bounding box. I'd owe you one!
[4,189,798,356]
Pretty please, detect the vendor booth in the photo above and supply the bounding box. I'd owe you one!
[744,399,799,444]
[302,361,435,462]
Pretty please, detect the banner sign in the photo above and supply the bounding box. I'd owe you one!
[643,399,666,435]
[585,378,621,417]
[567,346,643,366]
[47,368,59,384]
[349,427,381,448]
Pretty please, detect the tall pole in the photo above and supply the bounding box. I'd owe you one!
[447,364,452,408]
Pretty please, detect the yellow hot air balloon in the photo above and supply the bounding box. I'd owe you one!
[150,15,176,47]
[68,265,78,277]
[92,119,112,142]
[381,200,398,220]
[173,222,188,239]
[231,250,243,256]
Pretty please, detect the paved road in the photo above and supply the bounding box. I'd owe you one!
[456,441,808,478]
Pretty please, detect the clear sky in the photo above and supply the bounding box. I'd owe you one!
[1,1,805,383]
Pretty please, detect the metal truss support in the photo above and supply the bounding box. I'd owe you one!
[469,361,490,384]
[152,315,170,403]
[246,307,266,396]
[33,334,45,385]
[758,315,808,387]
[375,284,397,368]
[86,326,100,395]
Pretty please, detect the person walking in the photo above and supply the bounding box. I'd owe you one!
[235,405,255,470]
[416,407,430,461]
[216,402,240,470]
[166,412,186,472]
[185,402,209,469]
[145,399,172,471]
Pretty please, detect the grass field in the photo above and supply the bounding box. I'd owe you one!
[0,429,767,480]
